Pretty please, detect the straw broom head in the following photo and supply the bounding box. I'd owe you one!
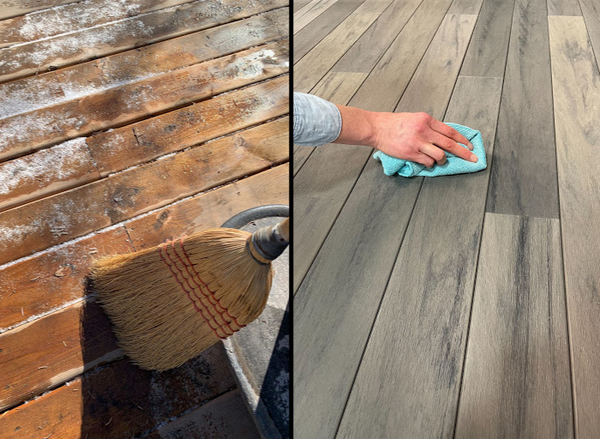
[90,219,288,371]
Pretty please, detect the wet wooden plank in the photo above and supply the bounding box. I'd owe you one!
[549,15,600,436]
[548,0,581,15]
[336,76,502,438]
[350,0,455,112]
[0,227,133,330]
[485,0,558,218]
[0,8,289,121]
[0,40,289,162]
[0,0,287,83]
[455,213,573,438]
[0,345,235,438]
[0,138,100,212]
[149,389,260,439]
[460,0,515,77]
[89,77,289,177]
[0,0,81,20]
[0,0,194,49]
[126,163,290,250]
[293,0,362,63]
[293,0,394,92]
[294,0,338,33]
[294,15,476,438]
[0,120,289,265]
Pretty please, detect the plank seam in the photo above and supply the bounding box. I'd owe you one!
[0,0,86,22]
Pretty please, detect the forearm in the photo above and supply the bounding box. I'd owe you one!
[332,104,379,147]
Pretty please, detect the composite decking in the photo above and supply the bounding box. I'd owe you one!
[0,1,289,438]
[294,0,600,437]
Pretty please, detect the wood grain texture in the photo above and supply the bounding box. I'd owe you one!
[549,15,600,437]
[0,346,236,438]
[148,389,260,439]
[485,0,558,218]
[350,0,455,112]
[460,0,515,77]
[293,0,314,12]
[336,76,502,438]
[332,0,423,73]
[88,77,289,176]
[0,0,193,48]
[311,72,367,104]
[0,0,287,83]
[0,41,289,162]
[0,0,81,20]
[293,0,362,63]
[293,0,394,92]
[294,0,338,33]
[455,213,573,438]
[126,163,289,250]
[0,227,133,330]
[548,0,581,15]
[579,0,600,68]
[0,120,288,265]
[293,145,314,176]
[448,0,483,13]
[0,138,100,212]
[0,8,288,122]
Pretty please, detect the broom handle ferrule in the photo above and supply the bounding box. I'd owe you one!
[248,218,289,263]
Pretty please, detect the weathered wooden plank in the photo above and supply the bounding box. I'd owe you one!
[454,213,573,438]
[548,0,581,15]
[0,0,288,83]
[0,0,194,49]
[332,0,424,73]
[0,8,289,121]
[0,345,235,438]
[0,120,288,265]
[126,163,289,250]
[293,0,394,92]
[294,0,338,33]
[485,0,558,218]
[0,40,289,162]
[148,389,260,439]
[294,15,476,438]
[311,72,367,104]
[293,0,362,63]
[350,0,455,112]
[0,0,81,20]
[448,0,483,13]
[0,138,100,212]
[90,79,288,177]
[549,15,600,436]
[336,75,502,438]
[460,0,515,77]
[0,227,133,330]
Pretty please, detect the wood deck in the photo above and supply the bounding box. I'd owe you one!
[294,0,600,437]
[0,1,289,437]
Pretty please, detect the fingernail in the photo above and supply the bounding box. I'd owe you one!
[470,154,478,163]
[468,142,474,150]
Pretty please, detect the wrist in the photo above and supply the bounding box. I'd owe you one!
[334,104,380,147]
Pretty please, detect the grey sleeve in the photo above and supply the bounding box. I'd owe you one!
[293,92,342,147]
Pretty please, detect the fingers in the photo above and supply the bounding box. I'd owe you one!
[429,118,474,150]
[414,153,436,168]
[419,142,447,165]
[429,131,478,163]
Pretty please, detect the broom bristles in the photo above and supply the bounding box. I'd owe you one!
[90,228,273,371]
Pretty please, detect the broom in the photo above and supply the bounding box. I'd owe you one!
[90,216,289,371]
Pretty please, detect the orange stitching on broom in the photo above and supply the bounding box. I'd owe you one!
[175,238,245,330]
[159,242,228,339]
[178,237,246,329]
[169,240,239,334]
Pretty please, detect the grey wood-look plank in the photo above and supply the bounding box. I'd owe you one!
[579,0,600,68]
[293,145,315,176]
[548,0,581,15]
[460,0,515,77]
[485,0,558,219]
[549,15,600,436]
[294,0,338,33]
[455,213,573,438]
[350,0,455,112]
[294,0,364,63]
[332,0,424,73]
[294,0,395,93]
[311,72,368,104]
[294,16,477,439]
[448,0,483,14]
[336,75,502,439]
[294,0,318,13]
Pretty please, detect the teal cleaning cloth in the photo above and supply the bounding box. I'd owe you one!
[373,123,486,177]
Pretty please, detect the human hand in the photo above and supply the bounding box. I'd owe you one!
[369,112,478,167]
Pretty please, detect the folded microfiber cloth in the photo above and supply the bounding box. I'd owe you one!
[373,123,486,177]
